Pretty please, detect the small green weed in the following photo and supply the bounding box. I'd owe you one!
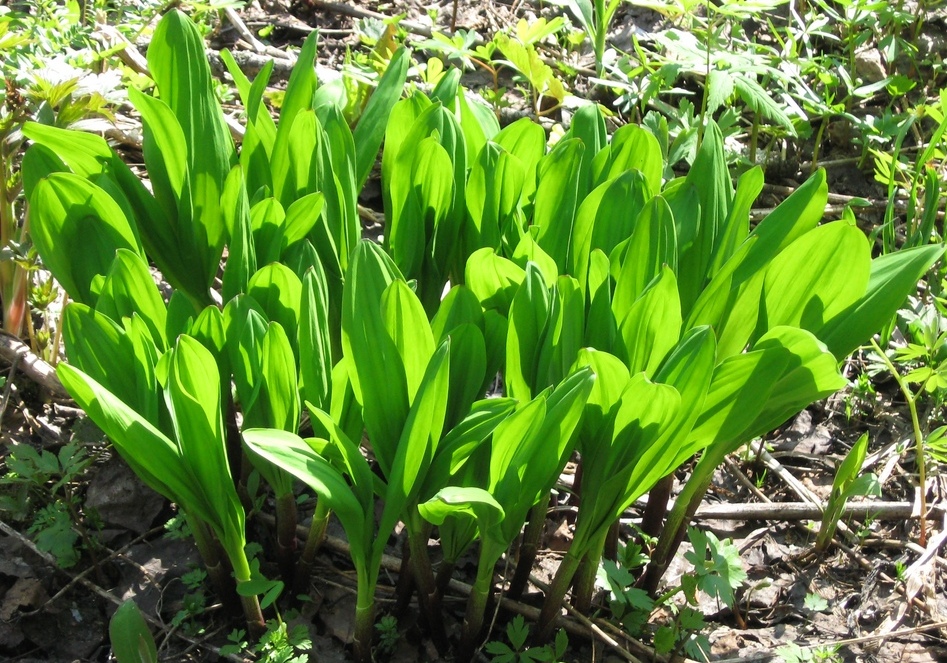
[484,615,567,663]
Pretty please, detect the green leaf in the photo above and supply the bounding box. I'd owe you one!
[96,249,168,352]
[221,165,257,302]
[571,171,650,289]
[465,142,526,257]
[30,173,144,305]
[299,266,334,411]
[380,280,435,403]
[819,244,946,360]
[592,123,663,195]
[165,336,245,557]
[243,428,371,570]
[506,262,550,401]
[247,263,303,358]
[354,47,410,189]
[618,267,682,376]
[743,327,846,440]
[342,242,409,476]
[533,138,585,274]
[465,248,526,314]
[56,363,213,531]
[109,601,157,663]
[612,197,678,319]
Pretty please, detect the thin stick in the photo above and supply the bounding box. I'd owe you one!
[0,519,250,663]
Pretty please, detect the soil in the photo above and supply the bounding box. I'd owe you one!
[1,1,946,662]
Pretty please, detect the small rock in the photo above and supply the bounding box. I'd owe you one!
[855,47,887,83]
[85,458,165,534]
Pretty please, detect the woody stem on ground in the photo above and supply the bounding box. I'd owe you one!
[870,338,928,546]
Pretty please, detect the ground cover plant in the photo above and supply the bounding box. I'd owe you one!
[1,1,947,662]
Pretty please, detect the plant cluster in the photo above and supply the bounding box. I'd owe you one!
[12,7,946,663]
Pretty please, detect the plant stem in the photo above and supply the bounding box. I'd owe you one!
[871,338,927,546]
[275,491,298,587]
[535,549,582,643]
[639,474,673,540]
[458,552,497,661]
[294,497,330,595]
[352,564,376,663]
[407,517,449,654]
[506,493,549,600]
[640,448,720,596]
[571,529,608,614]
[187,515,241,617]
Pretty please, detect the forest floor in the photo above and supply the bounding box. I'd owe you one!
[1,1,946,661]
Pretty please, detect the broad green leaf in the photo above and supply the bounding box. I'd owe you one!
[691,170,829,347]
[585,249,618,353]
[221,165,257,302]
[591,123,663,195]
[148,11,233,292]
[678,122,732,313]
[431,285,485,344]
[271,110,322,208]
[617,267,682,376]
[299,266,333,411]
[224,295,268,413]
[353,47,410,189]
[711,166,763,277]
[58,362,210,537]
[564,103,606,197]
[511,228,559,286]
[21,121,113,179]
[21,143,68,201]
[612,196,677,318]
[127,87,190,230]
[743,327,846,439]
[282,193,325,254]
[533,138,585,273]
[495,117,546,205]
[535,276,585,390]
[315,106,356,244]
[421,398,517,497]
[506,263,550,400]
[443,323,488,430]
[96,249,168,352]
[109,601,157,663]
[380,280,435,402]
[165,336,240,537]
[687,346,790,455]
[762,221,870,332]
[465,248,526,314]
[247,263,303,357]
[380,341,451,545]
[466,142,526,256]
[62,303,148,417]
[820,244,946,360]
[243,428,371,570]
[571,171,650,289]
[342,242,409,476]
[31,173,143,304]
[418,486,504,528]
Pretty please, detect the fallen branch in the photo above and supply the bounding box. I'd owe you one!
[0,331,69,399]
[692,500,932,521]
